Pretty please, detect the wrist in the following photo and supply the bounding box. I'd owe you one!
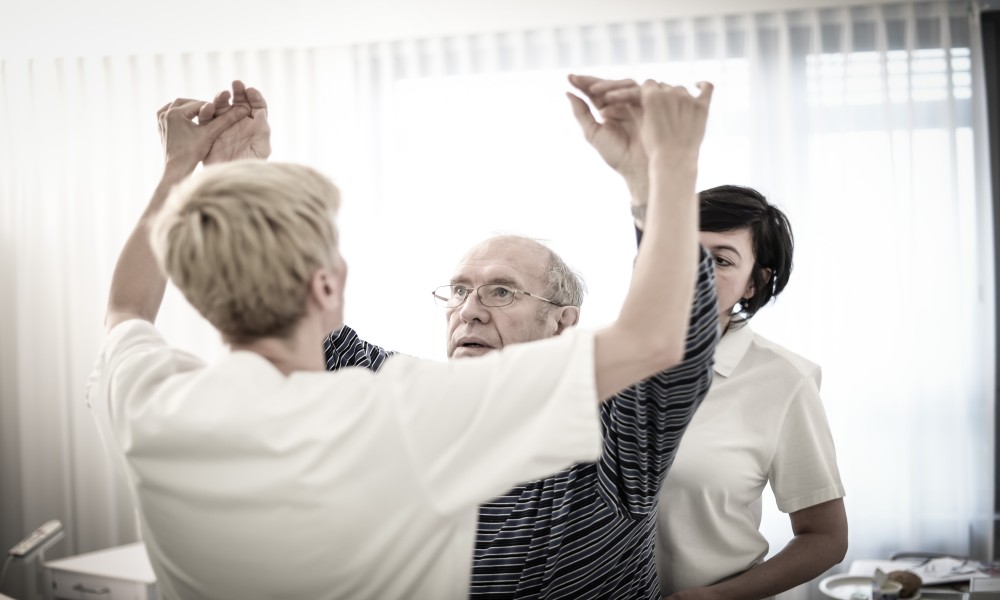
[147,162,196,215]
[162,152,204,180]
[647,150,699,174]
[162,159,198,182]
[647,155,698,198]
[623,172,649,230]
[630,204,646,230]
[622,170,649,201]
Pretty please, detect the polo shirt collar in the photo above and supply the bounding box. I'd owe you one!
[714,322,753,378]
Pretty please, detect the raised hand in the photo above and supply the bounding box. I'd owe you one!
[567,74,648,202]
[157,97,250,175]
[630,80,713,165]
[106,95,251,330]
[567,75,644,172]
[198,80,271,164]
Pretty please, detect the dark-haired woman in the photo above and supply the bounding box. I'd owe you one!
[654,186,848,600]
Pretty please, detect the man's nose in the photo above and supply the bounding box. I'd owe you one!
[458,292,491,323]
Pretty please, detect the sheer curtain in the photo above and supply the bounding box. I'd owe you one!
[348,6,995,598]
[0,1,991,599]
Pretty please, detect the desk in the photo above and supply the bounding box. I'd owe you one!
[42,543,156,600]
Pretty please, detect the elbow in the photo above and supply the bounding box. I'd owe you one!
[832,531,849,564]
[820,515,849,567]
[831,507,850,564]
[789,498,849,571]
[819,522,849,568]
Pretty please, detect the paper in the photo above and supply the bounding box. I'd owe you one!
[971,579,1000,592]
[849,558,989,586]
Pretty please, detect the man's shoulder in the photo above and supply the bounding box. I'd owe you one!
[481,460,598,508]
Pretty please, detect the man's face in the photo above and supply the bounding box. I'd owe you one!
[445,238,568,359]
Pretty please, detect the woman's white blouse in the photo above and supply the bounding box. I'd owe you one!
[656,323,845,594]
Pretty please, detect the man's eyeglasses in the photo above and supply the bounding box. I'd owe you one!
[432,284,562,308]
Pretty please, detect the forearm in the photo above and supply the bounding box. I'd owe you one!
[105,165,193,330]
[105,89,261,331]
[595,156,699,399]
[688,531,847,600]
[621,156,699,342]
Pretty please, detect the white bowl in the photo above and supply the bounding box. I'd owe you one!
[818,574,920,600]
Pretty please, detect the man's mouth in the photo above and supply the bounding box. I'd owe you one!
[453,337,496,357]
[456,335,493,349]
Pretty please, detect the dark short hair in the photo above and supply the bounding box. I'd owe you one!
[699,185,794,324]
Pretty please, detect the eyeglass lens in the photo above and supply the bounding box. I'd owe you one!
[435,285,516,307]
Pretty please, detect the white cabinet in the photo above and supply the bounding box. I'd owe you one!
[43,543,156,600]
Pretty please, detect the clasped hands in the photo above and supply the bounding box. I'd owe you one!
[153,74,711,190]
[567,74,713,209]
[157,80,271,176]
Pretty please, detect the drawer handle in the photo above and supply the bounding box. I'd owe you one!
[72,584,111,595]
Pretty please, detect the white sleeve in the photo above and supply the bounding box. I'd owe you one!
[86,320,205,450]
[769,367,846,513]
[380,328,603,513]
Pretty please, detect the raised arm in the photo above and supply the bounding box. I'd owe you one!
[586,80,713,401]
[568,77,719,514]
[104,87,259,331]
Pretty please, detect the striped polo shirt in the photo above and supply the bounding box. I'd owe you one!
[323,248,718,599]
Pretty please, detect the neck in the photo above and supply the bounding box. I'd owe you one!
[229,322,326,376]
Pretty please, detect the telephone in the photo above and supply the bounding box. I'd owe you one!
[8,520,64,562]
[0,520,64,592]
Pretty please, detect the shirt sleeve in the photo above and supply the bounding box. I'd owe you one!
[86,320,205,456]
[769,368,846,513]
[597,232,720,518]
[323,325,395,373]
[382,328,604,514]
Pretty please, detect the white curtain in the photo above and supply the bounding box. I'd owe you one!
[0,1,991,599]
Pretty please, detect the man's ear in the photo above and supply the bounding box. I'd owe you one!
[554,306,580,335]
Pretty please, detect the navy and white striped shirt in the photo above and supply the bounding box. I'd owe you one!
[323,248,718,599]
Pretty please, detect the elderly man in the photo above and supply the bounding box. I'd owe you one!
[323,76,721,599]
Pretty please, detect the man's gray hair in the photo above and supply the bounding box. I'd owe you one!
[489,234,586,308]
[544,249,586,308]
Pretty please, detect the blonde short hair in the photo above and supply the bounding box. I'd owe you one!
[151,160,341,343]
